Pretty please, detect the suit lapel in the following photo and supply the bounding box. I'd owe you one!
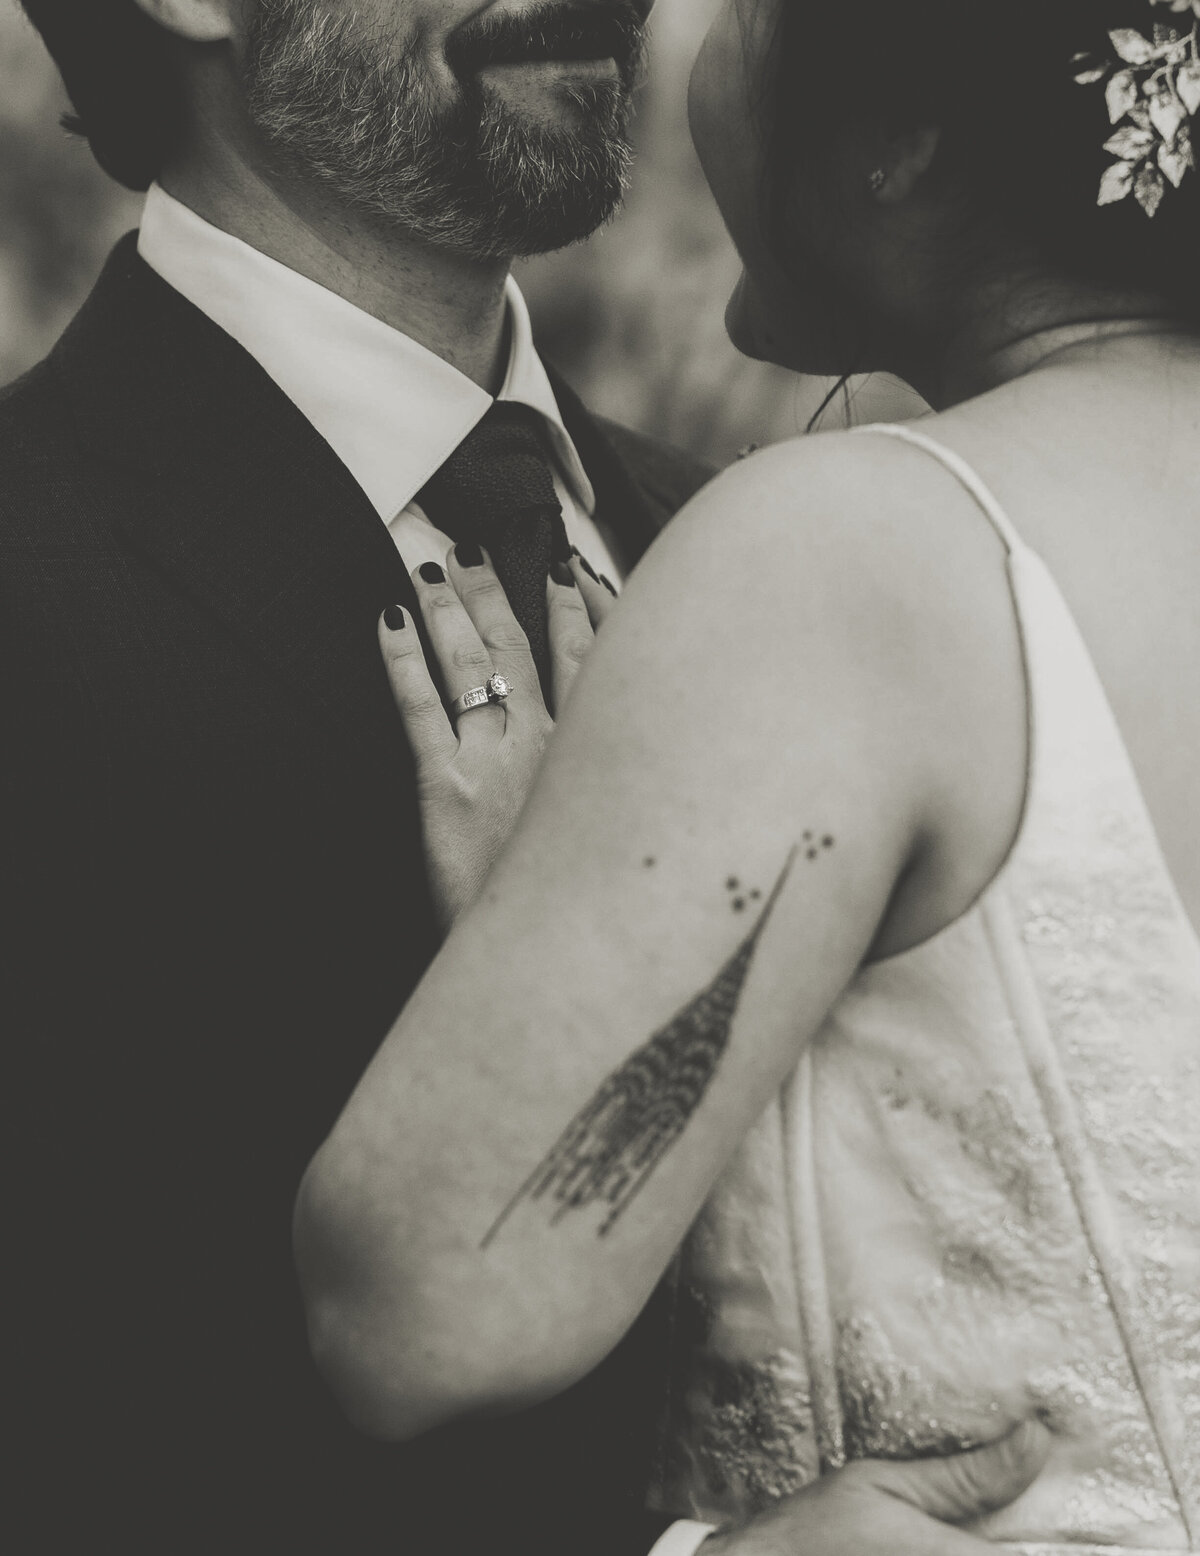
[59,236,419,753]
[56,240,672,752]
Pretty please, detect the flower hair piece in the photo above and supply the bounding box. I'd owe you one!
[1073,0,1200,216]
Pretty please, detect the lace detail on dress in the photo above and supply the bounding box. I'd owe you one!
[672,1343,814,1512]
[653,1270,817,1515]
[837,1310,1001,1461]
[649,456,1200,1549]
[1004,706,1200,1539]
[652,1106,822,1519]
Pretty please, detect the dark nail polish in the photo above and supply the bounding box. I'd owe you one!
[599,574,618,596]
[551,527,573,566]
[551,560,576,587]
[419,562,445,585]
[577,554,599,583]
[384,604,406,630]
[455,541,484,569]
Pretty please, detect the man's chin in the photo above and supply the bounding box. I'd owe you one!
[461,100,632,256]
[478,55,624,94]
[472,186,627,259]
[475,71,631,134]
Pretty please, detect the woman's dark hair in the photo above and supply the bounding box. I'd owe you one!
[766,0,1200,323]
[19,0,185,191]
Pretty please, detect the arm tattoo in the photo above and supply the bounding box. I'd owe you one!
[482,844,813,1247]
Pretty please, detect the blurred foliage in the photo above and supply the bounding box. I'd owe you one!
[0,3,141,384]
[0,0,917,462]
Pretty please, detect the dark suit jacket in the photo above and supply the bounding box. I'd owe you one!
[3,235,713,1555]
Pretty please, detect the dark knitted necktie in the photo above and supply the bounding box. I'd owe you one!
[418,402,569,694]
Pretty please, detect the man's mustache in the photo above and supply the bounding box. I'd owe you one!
[447,3,647,89]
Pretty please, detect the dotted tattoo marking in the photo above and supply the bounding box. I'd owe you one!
[482,842,836,1248]
[724,837,834,914]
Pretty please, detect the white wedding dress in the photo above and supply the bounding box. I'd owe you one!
[650,426,1200,1552]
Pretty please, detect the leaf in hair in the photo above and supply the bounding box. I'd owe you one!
[1111,28,1157,67]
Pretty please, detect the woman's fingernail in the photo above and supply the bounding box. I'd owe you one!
[551,560,577,587]
[577,553,599,583]
[599,574,618,596]
[384,604,406,630]
[552,528,573,566]
[455,541,484,569]
[419,562,445,585]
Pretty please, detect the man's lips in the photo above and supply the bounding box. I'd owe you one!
[478,40,616,66]
[447,5,644,80]
[480,56,622,80]
[473,20,622,67]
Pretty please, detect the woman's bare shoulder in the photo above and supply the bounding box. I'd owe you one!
[630,423,1009,663]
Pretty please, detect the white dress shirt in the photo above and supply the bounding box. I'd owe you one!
[139,182,702,1556]
[137,184,621,582]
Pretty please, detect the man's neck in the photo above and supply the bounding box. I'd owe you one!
[160,154,513,394]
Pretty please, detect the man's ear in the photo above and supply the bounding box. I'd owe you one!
[874,126,942,206]
[129,0,238,44]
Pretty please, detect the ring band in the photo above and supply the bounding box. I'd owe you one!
[451,672,512,719]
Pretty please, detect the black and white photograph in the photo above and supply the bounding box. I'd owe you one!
[5,2,1198,1553]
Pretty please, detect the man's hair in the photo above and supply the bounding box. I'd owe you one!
[19,0,184,190]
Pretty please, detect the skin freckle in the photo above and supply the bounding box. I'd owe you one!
[732,897,746,912]
[726,876,740,892]
[822,836,835,849]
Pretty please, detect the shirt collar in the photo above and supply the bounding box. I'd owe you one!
[137,183,594,522]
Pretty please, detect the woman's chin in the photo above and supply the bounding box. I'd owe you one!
[725,296,768,363]
[726,290,833,376]
[725,276,788,366]
[725,272,843,376]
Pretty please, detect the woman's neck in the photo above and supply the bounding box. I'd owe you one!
[907,275,1187,409]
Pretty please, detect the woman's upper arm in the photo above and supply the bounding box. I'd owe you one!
[295,438,943,1437]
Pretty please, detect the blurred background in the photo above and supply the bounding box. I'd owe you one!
[0,0,918,464]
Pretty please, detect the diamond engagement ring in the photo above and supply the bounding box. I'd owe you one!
[451,673,512,719]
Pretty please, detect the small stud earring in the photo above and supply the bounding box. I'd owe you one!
[868,168,887,194]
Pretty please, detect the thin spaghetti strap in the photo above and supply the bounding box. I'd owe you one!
[854,422,1025,556]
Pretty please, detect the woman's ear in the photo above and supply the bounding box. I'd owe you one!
[129,0,237,44]
[872,126,942,205]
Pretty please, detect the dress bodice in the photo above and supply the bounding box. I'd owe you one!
[650,426,1200,1552]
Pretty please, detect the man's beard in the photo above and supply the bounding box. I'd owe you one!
[244,1,646,259]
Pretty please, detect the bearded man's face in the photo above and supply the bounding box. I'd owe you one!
[243,0,650,259]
